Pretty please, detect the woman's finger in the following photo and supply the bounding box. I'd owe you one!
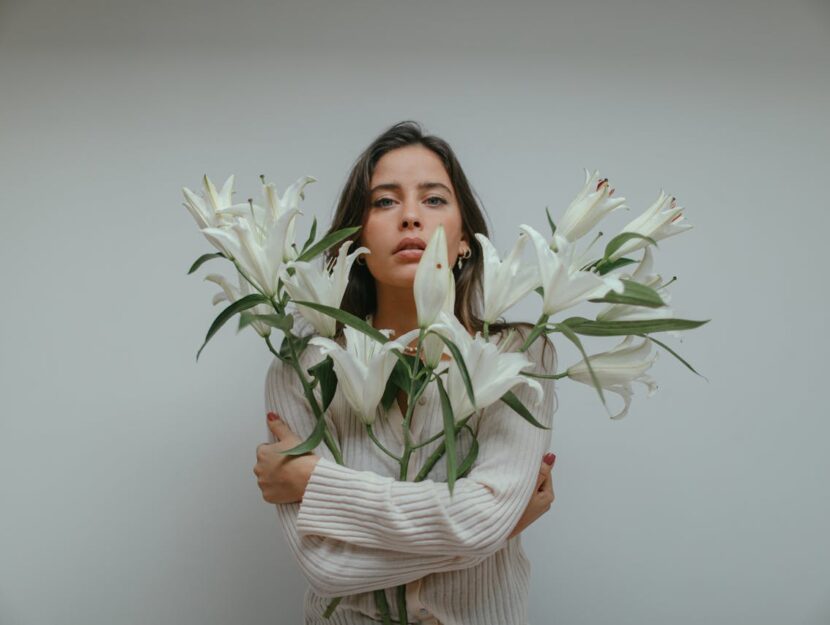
[537,471,550,494]
[543,473,554,499]
[535,470,546,491]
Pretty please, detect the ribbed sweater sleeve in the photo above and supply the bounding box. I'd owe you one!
[265,351,490,598]
[294,335,557,559]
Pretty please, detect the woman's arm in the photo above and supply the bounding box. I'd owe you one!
[294,335,558,559]
[264,352,490,598]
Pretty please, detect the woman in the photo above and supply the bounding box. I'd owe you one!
[254,121,558,624]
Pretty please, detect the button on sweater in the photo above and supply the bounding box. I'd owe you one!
[264,313,558,624]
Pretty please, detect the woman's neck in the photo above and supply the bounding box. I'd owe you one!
[372,283,419,345]
[369,281,478,356]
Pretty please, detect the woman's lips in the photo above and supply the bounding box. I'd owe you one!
[394,248,424,260]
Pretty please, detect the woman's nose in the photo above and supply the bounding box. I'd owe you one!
[400,205,422,229]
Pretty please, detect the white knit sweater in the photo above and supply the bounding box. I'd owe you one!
[264,315,557,625]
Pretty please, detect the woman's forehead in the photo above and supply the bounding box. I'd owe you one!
[371,145,450,186]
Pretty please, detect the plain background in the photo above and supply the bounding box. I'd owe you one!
[1,0,828,623]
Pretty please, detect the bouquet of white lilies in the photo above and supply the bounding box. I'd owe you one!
[181,168,708,622]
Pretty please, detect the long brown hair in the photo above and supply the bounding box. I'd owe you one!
[323,120,553,368]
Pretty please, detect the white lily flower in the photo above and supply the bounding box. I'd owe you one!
[182,174,248,230]
[279,239,369,338]
[419,269,457,368]
[565,335,659,419]
[426,311,544,421]
[474,232,541,324]
[308,326,421,425]
[204,272,272,338]
[264,176,316,261]
[557,169,628,242]
[596,247,674,323]
[414,225,453,329]
[608,191,693,261]
[519,224,625,317]
[200,207,301,299]
[216,175,316,263]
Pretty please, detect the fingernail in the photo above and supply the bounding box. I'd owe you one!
[267,412,278,422]
[543,452,556,466]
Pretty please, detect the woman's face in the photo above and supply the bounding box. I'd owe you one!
[360,144,468,289]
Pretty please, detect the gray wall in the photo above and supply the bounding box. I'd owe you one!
[1,0,828,623]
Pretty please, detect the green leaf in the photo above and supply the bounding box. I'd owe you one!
[555,317,710,336]
[588,278,666,308]
[603,232,657,260]
[380,369,400,412]
[381,354,418,412]
[500,389,551,430]
[308,355,338,412]
[296,226,362,263]
[279,333,312,362]
[196,293,270,361]
[427,332,475,411]
[238,311,254,333]
[248,313,295,331]
[455,424,479,479]
[279,411,327,456]
[291,300,389,344]
[435,376,458,496]
[636,333,708,380]
[300,216,318,257]
[187,252,225,275]
[595,256,638,275]
[545,206,557,237]
[549,321,607,407]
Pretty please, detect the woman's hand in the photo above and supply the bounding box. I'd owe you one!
[508,452,556,539]
[253,412,320,504]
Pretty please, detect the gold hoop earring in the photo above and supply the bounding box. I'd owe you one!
[456,248,472,270]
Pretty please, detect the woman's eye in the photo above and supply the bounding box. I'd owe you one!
[373,196,447,208]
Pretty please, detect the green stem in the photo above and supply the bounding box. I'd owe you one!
[322,597,342,619]
[396,585,408,625]
[413,414,476,482]
[366,424,402,462]
[412,413,475,451]
[387,328,430,622]
[398,328,425,480]
[373,589,393,625]
[265,333,343,465]
[272,329,346,619]
[519,313,550,352]
[521,370,569,380]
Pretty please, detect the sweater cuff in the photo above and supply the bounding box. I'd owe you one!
[297,457,393,537]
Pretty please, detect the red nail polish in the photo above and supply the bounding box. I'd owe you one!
[267,412,278,422]
[543,452,556,466]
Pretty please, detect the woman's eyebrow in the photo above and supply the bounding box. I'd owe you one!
[370,181,453,195]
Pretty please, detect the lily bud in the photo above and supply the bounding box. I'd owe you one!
[414,225,453,329]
